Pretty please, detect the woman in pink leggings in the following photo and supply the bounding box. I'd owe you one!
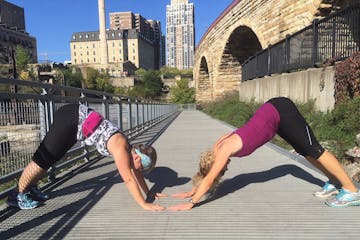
[168,97,360,210]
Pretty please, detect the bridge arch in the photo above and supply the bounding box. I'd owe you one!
[196,56,213,101]
[194,0,358,102]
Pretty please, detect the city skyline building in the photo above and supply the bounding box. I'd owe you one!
[166,0,195,70]
[109,11,165,69]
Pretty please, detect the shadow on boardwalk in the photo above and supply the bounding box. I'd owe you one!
[199,164,324,207]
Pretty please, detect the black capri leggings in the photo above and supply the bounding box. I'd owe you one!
[268,97,325,159]
[33,104,79,170]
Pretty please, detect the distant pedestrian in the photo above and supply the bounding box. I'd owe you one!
[168,97,360,210]
[7,104,165,211]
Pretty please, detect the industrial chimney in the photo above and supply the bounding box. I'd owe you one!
[98,0,108,65]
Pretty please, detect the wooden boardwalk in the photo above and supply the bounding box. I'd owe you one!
[1,110,360,239]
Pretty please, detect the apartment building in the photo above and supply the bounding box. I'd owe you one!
[109,11,165,69]
[70,29,155,72]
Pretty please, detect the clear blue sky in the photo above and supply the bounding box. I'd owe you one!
[7,0,234,63]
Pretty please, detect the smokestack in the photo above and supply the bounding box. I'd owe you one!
[98,0,108,65]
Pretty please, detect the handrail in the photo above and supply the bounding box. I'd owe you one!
[241,3,360,81]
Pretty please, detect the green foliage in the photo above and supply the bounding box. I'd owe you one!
[315,97,360,150]
[160,66,180,78]
[202,91,260,127]
[170,78,195,104]
[84,67,98,89]
[96,71,114,93]
[135,68,147,78]
[63,68,83,88]
[160,66,193,79]
[83,67,113,93]
[15,45,31,72]
[133,69,163,99]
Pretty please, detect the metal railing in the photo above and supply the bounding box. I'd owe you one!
[242,4,360,81]
[0,78,178,200]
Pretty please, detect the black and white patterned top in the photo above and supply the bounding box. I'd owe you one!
[76,104,120,156]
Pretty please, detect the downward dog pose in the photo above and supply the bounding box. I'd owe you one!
[168,97,360,210]
[7,103,165,211]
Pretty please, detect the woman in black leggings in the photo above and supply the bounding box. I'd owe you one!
[9,104,165,211]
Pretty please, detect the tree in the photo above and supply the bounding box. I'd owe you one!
[63,68,83,88]
[15,45,31,73]
[142,70,163,99]
[84,67,98,90]
[170,78,195,104]
[96,71,114,93]
[160,66,180,78]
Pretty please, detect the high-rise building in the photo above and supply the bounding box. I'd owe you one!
[166,0,195,70]
[109,11,165,69]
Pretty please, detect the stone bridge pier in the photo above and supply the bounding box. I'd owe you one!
[194,0,357,103]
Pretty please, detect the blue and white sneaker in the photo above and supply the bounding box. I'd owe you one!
[313,181,339,198]
[29,185,49,202]
[17,192,40,210]
[326,188,360,208]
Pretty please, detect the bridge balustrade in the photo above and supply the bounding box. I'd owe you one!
[0,78,178,200]
[242,4,360,81]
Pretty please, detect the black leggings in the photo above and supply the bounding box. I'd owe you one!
[33,104,79,170]
[268,97,325,159]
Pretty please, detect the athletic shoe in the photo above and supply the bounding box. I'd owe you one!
[17,192,40,210]
[313,181,339,198]
[326,188,360,208]
[29,185,49,202]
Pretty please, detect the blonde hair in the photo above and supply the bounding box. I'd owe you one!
[192,150,227,191]
[132,144,157,173]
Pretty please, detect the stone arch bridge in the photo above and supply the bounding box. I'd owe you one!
[194,0,356,102]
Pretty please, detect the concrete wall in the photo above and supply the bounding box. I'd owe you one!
[238,66,335,111]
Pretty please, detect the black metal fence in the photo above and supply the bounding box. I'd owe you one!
[242,4,360,81]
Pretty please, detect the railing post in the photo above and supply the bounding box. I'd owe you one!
[312,19,319,66]
[135,99,139,131]
[267,44,271,76]
[128,98,132,130]
[332,17,336,59]
[118,97,123,130]
[285,34,290,71]
[142,100,145,126]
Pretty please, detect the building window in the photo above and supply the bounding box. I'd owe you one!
[73,45,76,49]
[94,58,96,62]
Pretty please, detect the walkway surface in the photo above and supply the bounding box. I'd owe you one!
[1,110,360,239]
